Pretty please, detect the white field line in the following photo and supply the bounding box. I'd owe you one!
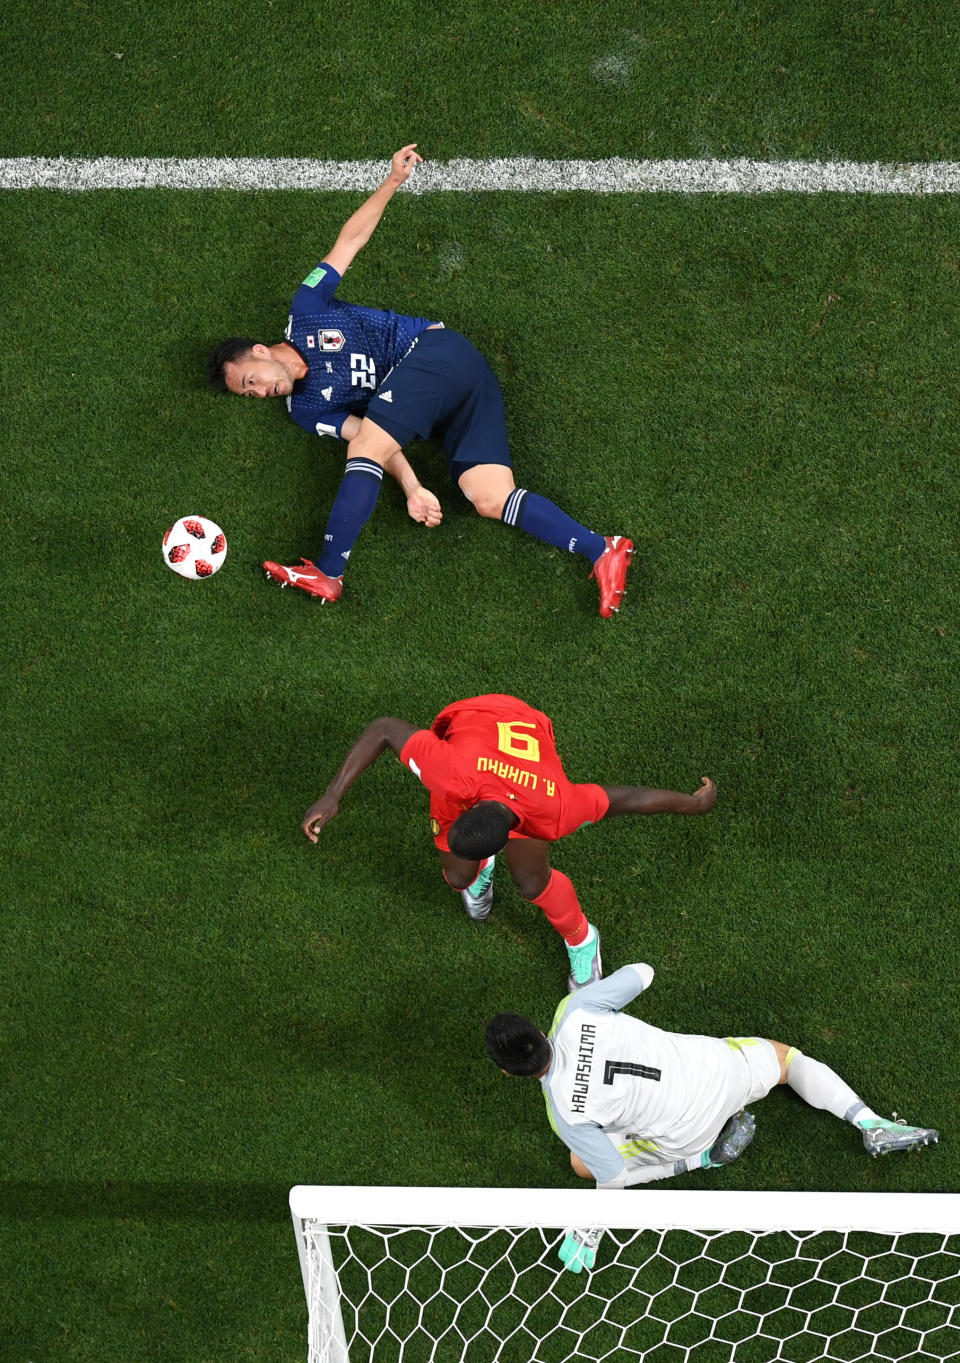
[4,157,960,193]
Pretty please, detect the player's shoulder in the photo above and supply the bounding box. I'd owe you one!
[290,260,343,312]
[399,725,442,770]
[443,694,546,721]
[399,725,432,753]
[307,260,342,291]
[547,992,588,1039]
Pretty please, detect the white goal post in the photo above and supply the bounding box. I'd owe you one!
[290,1185,960,1363]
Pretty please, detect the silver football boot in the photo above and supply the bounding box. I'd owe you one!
[566,925,602,992]
[708,1109,757,1166]
[861,1116,940,1157]
[460,856,495,922]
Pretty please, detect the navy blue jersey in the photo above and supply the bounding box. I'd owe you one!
[284,262,438,440]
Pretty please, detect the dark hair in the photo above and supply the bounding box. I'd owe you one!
[485,1013,551,1076]
[448,802,514,859]
[207,337,259,392]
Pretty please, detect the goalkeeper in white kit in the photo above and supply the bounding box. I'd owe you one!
[485,964,939,1271]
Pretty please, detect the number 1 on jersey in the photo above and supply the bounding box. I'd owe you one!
[604,1059,662,1084]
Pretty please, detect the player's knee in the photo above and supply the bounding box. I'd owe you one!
[346,444,391,469]
[472,493,507,519]
[570,1152,593,1180]
[767,1039,792,1084]
[442,866,476,892]
[512,865,551,900]
[457,463,514,517]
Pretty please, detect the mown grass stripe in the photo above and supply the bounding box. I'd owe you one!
[6,157,960,193]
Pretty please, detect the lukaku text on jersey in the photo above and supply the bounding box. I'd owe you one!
[399,694,609,850]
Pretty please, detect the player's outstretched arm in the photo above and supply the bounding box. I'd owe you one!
[322,144,422,277]
[302,717,419,842]
[603,776,717,818]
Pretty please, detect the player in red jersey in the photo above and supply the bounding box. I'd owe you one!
[301,695,716,990]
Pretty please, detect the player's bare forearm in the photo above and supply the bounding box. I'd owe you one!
[603,777,717,818]
[323,145,422,275]
[301,717,419,842]
[385,450,422,497]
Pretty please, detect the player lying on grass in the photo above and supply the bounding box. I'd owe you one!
[301,694,716,990]
[207,145,633,617]
[486,963,940,1270]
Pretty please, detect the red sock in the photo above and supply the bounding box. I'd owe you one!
[528,869,588,944]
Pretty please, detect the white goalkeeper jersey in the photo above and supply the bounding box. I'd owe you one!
[540,965,755,1187]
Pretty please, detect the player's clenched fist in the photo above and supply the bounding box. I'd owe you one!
[390,144,422,184]
[407,486,443,527]
[302,793,340,842]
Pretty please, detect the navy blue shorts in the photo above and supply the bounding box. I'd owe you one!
[363,328,513,481]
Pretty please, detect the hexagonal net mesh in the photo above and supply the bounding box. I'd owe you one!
[290,1188,960,1363]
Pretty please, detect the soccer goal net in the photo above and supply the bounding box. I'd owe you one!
[290,1185,960,1363]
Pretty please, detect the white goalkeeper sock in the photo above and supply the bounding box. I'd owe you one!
[784,1049,878,1126]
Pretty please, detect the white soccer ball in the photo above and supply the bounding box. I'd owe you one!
[162,515,228,578]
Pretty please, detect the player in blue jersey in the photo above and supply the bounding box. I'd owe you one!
[207,145,633,615]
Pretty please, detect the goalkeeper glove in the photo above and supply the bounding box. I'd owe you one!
[558,1226,604,1274]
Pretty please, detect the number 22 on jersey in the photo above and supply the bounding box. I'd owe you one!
[350,353,377,389]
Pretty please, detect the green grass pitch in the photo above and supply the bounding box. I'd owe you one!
[3,3,960,1360]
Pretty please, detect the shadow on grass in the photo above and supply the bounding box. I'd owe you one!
[0,1181,291,1219]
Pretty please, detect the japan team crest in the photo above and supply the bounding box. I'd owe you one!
[319,329,346,352]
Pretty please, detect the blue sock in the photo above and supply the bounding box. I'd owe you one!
[316,459,384,576]
[501,489,605,563]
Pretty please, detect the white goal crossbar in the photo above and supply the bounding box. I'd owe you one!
[291,1186,960,1363]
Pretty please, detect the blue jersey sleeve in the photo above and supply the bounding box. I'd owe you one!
[287,400,356,442]
[290,261,342,314]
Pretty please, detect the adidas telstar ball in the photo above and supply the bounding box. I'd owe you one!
[163,515,228,578]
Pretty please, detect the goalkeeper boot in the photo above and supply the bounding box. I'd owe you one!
[590,535,634,617]
[558,1226,604,1274]
[460,856,495,922]
[861,1115,940,1157]
[566,924,602,992]
[263,558,343,602]
[707,1109,756,1167]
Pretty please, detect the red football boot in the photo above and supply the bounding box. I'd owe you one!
[590,536,634,617]
[263,558,343,603]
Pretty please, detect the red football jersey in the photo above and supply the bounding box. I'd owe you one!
[399,695,609,851]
